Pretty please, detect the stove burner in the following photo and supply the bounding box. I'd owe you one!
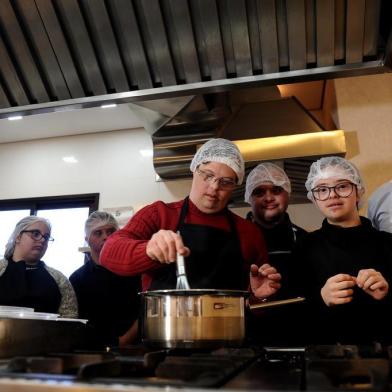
[0,347,261,388]
[306,344,392,390]
[0,344,391,390]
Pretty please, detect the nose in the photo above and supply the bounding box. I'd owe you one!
[208,179,220,190]
[264,190,275,200]
[101,233,110,241]
[329,187,339,198]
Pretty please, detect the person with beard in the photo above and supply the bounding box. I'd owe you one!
[245,162,306,298]
[0,216,77,317]
[298,156,392,344]
[70,211,141,347]
[244,163,307,345]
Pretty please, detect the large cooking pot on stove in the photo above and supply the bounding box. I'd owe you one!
[140,289,305,348]
[141,289,248,348]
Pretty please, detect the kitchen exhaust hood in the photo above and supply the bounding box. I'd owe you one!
[128,87,346,205]
[0,0,391,119]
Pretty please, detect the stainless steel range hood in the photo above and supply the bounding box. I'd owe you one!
[0,0,391,119]
[128,86,346,204]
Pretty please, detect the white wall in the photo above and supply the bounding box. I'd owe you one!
[0,128,187,209]
[332,73,392,210]
[0,127,322,230]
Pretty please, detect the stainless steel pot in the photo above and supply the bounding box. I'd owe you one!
[140,289,249,348]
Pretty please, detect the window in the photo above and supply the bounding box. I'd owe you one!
[0,194,98,277]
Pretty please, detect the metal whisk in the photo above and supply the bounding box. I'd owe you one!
[175,232,190,290]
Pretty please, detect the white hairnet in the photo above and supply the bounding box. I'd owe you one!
[244,162,291,203]
[190,138,245,184]
[305,156,365,203]
[85,211,119,239]
[367,180,392,232]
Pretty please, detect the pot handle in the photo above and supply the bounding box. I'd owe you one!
[249,297,305,310]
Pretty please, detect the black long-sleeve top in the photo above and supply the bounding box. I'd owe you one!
[295,217,392,344]
[70,255,141,347]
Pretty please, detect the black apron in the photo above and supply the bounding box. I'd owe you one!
[149,197,247,290]
[0,259,61,313]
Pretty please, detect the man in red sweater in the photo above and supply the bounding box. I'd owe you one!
[100,138,281,299]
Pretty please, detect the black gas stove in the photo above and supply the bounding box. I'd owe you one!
[0,344,391,391]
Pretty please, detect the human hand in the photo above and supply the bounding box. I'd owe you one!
[321,273,356,306]
[356,268,389,300]
[250,263,281,299]
[146,230,190,264]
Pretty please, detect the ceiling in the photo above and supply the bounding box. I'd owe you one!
[0,0,391,122]
[0,104,143,144]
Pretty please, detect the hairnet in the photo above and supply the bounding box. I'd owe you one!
[244,162,291,203]
[190,138,245,185]
[85,211,119,239]
[305,156,365,203]
[367,181,392,232]
[4,216,51,260]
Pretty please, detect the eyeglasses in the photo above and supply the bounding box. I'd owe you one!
[252,186,285,198]
[196,167,237,190]
[311,182,356,201]
[22,230,54,242]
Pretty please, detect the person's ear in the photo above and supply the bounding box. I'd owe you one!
[15,234,22,244]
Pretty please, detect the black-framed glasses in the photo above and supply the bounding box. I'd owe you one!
[252,186,285,198]
[196,167,237,190]
[311,182,356,201]
[22,230,54,242]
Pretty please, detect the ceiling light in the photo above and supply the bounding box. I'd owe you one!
[139,149,153,157]
[8,115,23,121]
[100,103,117,109]
[62,156,78,163]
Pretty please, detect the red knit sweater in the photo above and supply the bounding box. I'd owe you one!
[100,199,269,290]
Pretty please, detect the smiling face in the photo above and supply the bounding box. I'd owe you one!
[189,162,237,213]
[13,221,50,263]
[249,182,289,227]
[313,178,361,227]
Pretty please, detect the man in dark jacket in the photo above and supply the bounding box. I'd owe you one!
[70,211,140,348]
[245,162,307,298]
[244,163,307,345]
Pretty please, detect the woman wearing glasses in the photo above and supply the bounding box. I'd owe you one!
[100,138,281,299]
[297,156,392,344]
[0,216,78,317]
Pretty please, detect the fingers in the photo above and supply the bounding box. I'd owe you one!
[356,269,383,290]
[334,279,356,290]
[251,264,281,281]
[322,270,389,305]
[356,269,389,300]
[368,280,388,291]
[321,273,356,306]
[329,273,356,284]
[146,230,189,263]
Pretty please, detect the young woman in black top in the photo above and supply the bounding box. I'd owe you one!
[297,156,391,344]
